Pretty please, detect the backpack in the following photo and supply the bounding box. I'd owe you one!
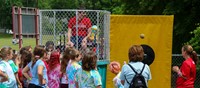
[125,63,147,88]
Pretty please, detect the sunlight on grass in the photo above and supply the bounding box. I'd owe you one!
[0,33,36,50]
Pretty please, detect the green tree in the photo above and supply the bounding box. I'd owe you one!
[121,0,200,53]
[187,25,200,53]
[0,0,22,29]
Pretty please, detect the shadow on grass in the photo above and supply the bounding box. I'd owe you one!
[0,33,13,38]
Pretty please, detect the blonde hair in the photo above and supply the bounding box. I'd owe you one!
[0,46,12,59]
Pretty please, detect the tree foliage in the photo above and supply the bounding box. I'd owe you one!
[122,0,200,53]
[1,0,200,54]
[0,0,22,29]
[187,25,200,53]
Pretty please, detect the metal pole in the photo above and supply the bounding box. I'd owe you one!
[75,11,78,49]
[18,7,22,48]
[35,8,39,46]
[39,10,42,45]
[53,11,56,45]
[12,6,16,39]
[97,11,100,59]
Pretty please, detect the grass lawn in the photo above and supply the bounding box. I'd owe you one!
[0,33,36,50]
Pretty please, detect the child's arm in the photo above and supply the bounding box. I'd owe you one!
[38,65,46,85]
[96,85,102,88]
[15,72,22,88]
[22,65,31,81]
[75,81,79,88]
[0,70,8,82]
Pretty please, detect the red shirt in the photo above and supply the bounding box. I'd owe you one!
[68,17,92,37]
[176,58,196,88]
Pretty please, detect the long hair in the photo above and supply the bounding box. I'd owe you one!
[82,51,97,71]
[32,46,46,67]
[21,50,32,68]
[182,45,198,64]
[60,47,74,73]
[48,51,60,70]
[0,46,12,59]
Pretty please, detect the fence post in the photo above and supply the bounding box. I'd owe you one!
[18,7,22,49]
[35,8,39,46]
[12,6,16,39]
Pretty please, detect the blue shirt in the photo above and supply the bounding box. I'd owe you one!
[28,59,48,88]
[120,62,152,88]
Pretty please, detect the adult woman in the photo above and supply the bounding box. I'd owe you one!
[120,45,152,88]
[173,45,198,88]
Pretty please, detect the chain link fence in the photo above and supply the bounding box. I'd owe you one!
[172,54,200,88]
[39,10,110,60]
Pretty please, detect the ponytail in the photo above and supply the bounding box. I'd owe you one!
[32,55,40,67]
[31,46,45,67]
[60,47,74,73]
[191,51,198,65]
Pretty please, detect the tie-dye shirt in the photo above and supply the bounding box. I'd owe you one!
[75,68,102,88]
[66,61,81,88]
[48,65,61,88]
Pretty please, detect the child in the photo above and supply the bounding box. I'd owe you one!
[0,46,18,88]
[47,51,61,88]
[9,50,22,88]
[18,48,32,88]
[75,51,102,88]
[66,48,82,88]
[22,46,48,88]
[109,61,124,88]
[60,47,74,88]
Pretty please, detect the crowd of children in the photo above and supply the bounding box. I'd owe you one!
[0,45,102,88]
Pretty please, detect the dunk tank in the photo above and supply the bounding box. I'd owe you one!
[39,10,110,88]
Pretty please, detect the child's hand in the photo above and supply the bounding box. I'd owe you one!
[42,79,46,85]
[172,66,180,73]
[0,74,9,82]
[124,61,126,64]
[15,55,21,66]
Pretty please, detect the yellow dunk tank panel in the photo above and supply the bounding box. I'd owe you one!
[107,15,174,88]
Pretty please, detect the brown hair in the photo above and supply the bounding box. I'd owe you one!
[128,45,144,62]
[182,45,198,64]
[0,46,12,59]
[19,46,32,54]
[60,47,74,73]
[70,48,80,61]
[21,50,32,68]
[32,46,46,67]
[82,51,97,71]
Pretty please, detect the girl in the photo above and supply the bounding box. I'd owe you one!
[66,48,82,88]
[18,48,32,88]
[0,46,18,88]
[47,51,61,88]
[75,51,102,88]
[173,45,198,88]
[60,47,74,88]
[120,45,152,88]
[22,46,48,88]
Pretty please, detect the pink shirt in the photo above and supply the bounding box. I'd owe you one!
[48,65,61,88]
